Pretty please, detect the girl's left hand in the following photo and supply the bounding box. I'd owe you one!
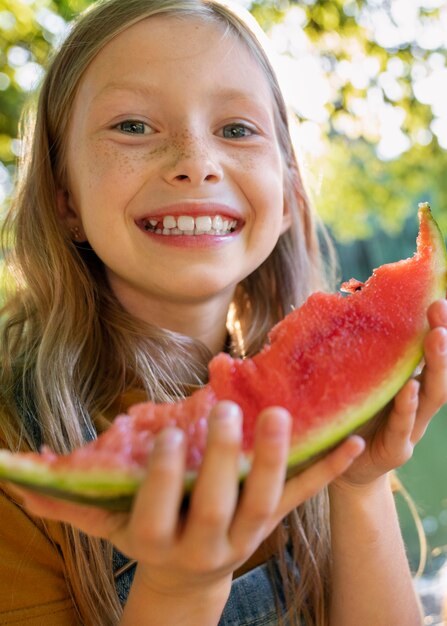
[335,298,447,488]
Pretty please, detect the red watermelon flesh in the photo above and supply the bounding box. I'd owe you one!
[0,202,446,510]
[39,386,216,472]
[210,230,437,456]
[95,386,215,472]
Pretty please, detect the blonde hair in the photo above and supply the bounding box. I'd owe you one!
[0,1,335,624]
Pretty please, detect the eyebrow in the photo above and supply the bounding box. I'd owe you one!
[91,82,158,103]
[91,82,270,106]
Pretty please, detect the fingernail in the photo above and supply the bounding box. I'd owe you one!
[261,408,291,439]
[348,435,366,456]
[213,401,241,422]
[157,428,184,451]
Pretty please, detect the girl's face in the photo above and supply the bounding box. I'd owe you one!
[62,14,288,326]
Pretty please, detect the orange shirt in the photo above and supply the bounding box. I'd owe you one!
[0,390,146,624]
[0,484,79,624]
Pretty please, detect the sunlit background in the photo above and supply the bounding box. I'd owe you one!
[1,1,447,622]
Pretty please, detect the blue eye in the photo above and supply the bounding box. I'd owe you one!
[117,120,148,134]
[222,124,253,139]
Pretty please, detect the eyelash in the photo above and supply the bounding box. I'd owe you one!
[220,123,254,139]
[115,120,151,135]
[114,120,256,139]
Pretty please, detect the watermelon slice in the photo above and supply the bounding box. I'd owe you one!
[0,202,446,511]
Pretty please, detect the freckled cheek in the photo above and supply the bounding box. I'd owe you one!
[95,144,138,179]
[230,142,282,174]
[69,142,150,202]
[230,149,284,204]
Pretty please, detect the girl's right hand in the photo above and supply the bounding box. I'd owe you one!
[11,402,364,598]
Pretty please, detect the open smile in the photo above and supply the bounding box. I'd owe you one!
[136,213,240,236]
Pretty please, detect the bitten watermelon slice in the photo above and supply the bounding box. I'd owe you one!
[0,202,446,511]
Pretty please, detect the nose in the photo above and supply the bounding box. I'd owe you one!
[162,131,223,186]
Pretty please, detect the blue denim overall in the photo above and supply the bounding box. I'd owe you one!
[113,549,297,625]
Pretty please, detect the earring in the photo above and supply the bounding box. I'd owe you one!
[69,226,82,241]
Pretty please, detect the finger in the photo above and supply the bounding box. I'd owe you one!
[229,407,291,552]
[426,299,447,329]
[185,401,242,546]
[128,427,186,550]
[413,300,447,378]
[275,435,365,522]
[414,326,447,441]
[8,484,120,537]
[381,378,419,462]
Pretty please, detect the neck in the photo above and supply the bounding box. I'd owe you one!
[111,285,235,356]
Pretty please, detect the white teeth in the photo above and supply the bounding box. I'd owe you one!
[144,214,238,236]
[163,215,176,229]
[212,215,223,231]
[177,216,195,231]
[195,216,212,232]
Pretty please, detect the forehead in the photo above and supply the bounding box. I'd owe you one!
[76,13,274,105]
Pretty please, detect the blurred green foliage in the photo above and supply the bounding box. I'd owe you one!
[314,138,447,242]
[0,0,446,241]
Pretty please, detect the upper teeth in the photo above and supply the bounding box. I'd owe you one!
[144,214,238,235]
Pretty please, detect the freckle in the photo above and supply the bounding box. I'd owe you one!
[235,153,259,173]
[88,144,138,177]
[243,155,256,170]
[146,145,169,158]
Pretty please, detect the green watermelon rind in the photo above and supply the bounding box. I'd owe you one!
[0,203,445,512]
[0,452,246,511]
[0,454,141,494]
[0,453,140,511]
[0,346,432,512]
[0,452,197,510]
[284,343,424,473]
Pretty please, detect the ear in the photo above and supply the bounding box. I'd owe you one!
[56,188,87,242]
[280,201,292,235]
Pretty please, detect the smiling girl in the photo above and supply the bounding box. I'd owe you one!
[0,1,446,625]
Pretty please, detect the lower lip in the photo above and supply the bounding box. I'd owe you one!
[138,226,240,248]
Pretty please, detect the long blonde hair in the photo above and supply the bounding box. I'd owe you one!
[0,1,335,624]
